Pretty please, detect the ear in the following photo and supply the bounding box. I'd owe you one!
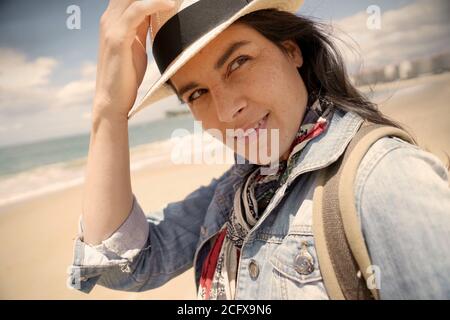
[281,40,303,68]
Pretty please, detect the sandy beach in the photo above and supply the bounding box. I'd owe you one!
[0,162,231,299]
[0,72,449,299]
[364,72,450,161]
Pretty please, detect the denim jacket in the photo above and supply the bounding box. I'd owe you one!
[68,110,450,299]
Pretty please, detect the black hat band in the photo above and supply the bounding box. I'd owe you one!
[152,0,253,74]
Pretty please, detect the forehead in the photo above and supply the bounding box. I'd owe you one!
[198,22,263,53]
[171,23,268,77]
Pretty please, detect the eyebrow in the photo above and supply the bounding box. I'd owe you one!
[177,40,252,98]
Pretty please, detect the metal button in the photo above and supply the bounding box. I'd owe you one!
[294,241,315,275]
[248,259,260,280]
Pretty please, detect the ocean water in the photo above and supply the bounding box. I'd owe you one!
[0,114,197,207]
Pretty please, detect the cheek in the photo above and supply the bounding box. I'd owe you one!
[245,61,304,120]
[198,114,226,138]
[241,63,283,99]
[257,62,307,153]
[241,57,304,108]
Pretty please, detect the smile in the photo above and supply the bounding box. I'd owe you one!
[229,113,269,141]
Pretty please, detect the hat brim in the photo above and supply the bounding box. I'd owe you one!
[128,0,304,119]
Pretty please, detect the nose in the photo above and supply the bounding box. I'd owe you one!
[211,84,247,123]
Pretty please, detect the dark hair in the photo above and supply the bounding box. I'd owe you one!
[167,9,410,133]
[235,9,414,133]
[166,9,450,167]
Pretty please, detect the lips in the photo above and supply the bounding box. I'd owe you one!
[228,113,269,140]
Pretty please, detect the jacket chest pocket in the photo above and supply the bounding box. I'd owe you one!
[269,231,328,300]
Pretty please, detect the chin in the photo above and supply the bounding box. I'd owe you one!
[237,144,284,166]
[235,130,291,165]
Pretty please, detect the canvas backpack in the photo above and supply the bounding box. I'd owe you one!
[312,121,416,300]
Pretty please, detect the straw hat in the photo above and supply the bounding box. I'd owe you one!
[128,0,304,119]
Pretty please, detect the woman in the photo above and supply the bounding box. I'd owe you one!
[68,0,450,299]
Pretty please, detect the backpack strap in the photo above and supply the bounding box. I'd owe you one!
[312,121,415,300]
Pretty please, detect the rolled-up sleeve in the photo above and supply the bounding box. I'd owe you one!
[67,194,150,293]
[67,166,233,294]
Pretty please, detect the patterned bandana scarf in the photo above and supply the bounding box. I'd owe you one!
[198,98,335,300]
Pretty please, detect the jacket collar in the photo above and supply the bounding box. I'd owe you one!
[232,109,363,179]
[287,109,363,180]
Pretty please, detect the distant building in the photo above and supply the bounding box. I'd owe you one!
[431,52,450,74]
[412,58,434,76]
[165,109,191,118]
[399,60,415,79]
[353,68,386,86]
[384,64,399,82]
[351,51,450,86]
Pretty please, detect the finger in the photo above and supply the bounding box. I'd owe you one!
[120,0,175,32]
[106,0,134,15]
[101,0,134,28]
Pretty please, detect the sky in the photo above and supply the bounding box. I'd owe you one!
[0,0,449,147]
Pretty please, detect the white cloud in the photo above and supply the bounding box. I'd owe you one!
[54,76,95,109]
[0,48,97,116]
[0,48,181,146]
[0,48,58,90]
[0,48,58,116]
[0,45,175,117]
[80,62,97,79]
[333,0,450,72]
[81,111,91,120]
[12,123,23,130]
[0,122,24,135]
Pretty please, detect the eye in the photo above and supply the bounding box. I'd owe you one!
[186,56,250,104]
[229,55,250,74]
[188,88,208,103]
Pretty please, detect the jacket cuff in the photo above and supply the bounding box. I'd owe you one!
[67,194,149,293]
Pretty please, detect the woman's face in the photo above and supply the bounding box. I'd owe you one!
[170,23,308,164]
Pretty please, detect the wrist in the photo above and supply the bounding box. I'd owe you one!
[92,104,129,124]
[91,105,129,134]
